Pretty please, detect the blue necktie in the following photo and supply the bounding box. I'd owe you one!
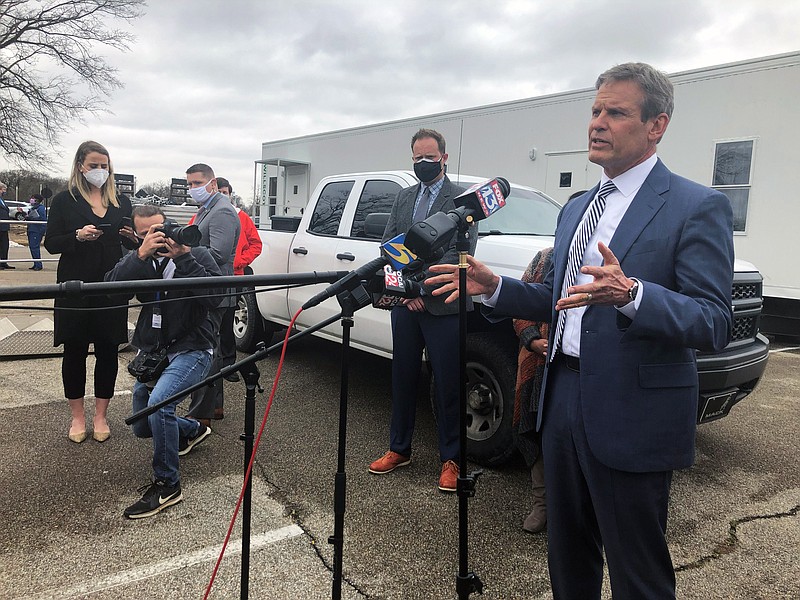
[413,187,431,223]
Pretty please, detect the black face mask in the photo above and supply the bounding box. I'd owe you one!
[413,159,442,184]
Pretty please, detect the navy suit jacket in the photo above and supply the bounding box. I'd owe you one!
[491,159,734,473]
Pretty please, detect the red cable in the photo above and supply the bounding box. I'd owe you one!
[203,307,303,599]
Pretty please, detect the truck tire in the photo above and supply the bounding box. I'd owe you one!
[431,332,517,467]
[234,291,265,352]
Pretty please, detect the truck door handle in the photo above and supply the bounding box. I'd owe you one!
[292,247,308,255]
[336,253,356,261]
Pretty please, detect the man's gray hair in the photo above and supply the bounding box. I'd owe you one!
[596,62,674,121]
[0,181,7,191]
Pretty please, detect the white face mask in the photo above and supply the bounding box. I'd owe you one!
[83,168,110,188]
[188,181,213,204]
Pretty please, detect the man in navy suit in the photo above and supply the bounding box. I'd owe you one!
[428,63,734,599]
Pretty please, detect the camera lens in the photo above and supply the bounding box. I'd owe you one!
[161,220,202,247]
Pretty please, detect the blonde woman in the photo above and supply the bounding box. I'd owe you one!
[44,141,135,443]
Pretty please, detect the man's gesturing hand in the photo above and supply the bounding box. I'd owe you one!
[555,242,635,310]
[426,255,500,304]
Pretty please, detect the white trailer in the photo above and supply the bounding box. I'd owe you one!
[257,51,800,335]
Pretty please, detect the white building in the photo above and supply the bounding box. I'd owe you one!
[258,51,800,335]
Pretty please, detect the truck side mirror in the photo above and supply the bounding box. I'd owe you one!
[364,213,390,239]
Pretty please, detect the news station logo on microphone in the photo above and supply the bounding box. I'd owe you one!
[455,177,509,220]
[372,265,407,310]
[382,233,418,271]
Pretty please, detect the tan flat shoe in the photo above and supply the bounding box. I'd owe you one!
[68,430,87,443]
[93,430,111,443]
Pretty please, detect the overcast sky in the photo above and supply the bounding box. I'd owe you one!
[3,0,799,198]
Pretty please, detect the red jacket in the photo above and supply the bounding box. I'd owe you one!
[234,209,262,274]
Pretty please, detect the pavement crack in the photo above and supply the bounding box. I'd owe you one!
[252,460,372,598]
[675,503,800,572]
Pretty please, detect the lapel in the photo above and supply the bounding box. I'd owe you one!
[428,177,453,215]
[72,190,107,224]
[400,183,422,233]
[195,193,221,227]
[608,159,669,263]
[552,186,598,296]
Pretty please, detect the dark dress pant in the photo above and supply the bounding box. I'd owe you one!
[389,306,460,462]
[219,305,236,367]
[541,360,676,600]
[188,306,225,419]
[0,230,9,266]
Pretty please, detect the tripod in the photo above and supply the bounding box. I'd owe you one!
[126,313,342,600]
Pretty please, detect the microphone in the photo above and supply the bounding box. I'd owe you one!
[370,265,422,310]
[404,176,509,259]
[302,236,420,310]
[454,177,510,220]
[382,233,418,271]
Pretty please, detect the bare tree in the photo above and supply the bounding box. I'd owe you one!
[0,0,145,166]
[0,168,68,203]
[137,179,171,198]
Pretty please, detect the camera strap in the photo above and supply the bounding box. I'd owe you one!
[152,258,171,337]
[150,257,188,356]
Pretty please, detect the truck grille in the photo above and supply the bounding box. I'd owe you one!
[728,272,763,346]
[731,315,757,342]
[732,282,759,301]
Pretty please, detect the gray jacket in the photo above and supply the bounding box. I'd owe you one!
[382,176,478,316]
[194,192,240,308]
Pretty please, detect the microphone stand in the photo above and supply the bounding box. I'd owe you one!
[126,313,342,600]
[328,284,372,600]
[455,226,483,599]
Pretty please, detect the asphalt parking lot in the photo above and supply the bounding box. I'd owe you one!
[1,239,799,599]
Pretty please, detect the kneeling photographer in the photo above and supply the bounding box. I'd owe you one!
[105,205,223,519]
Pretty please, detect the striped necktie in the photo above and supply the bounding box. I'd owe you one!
[551,180,617,358]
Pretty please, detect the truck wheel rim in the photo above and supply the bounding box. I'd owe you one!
[233,296,248,338]
[465,361,503,441]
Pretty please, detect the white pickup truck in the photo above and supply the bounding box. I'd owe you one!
[237,171,770,466]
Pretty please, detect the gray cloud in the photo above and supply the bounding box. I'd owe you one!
[3,0,797,198]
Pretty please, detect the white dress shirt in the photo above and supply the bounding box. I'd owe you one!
[484,154,657,357]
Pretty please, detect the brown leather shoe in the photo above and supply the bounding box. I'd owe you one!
[438,460,459,492]
[368,450,411,474]
[213,408,224,420]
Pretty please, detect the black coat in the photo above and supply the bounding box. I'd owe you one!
[0,196,11,232]
[43,189,134,345]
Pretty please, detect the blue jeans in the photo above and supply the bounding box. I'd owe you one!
[28,229,44,268]
[131,350,212,486]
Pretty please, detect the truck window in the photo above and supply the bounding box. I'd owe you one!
[308,180,355,235]
[350,180,402,238]
[477,187,561,236]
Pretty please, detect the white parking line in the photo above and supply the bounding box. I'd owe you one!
[769,346,800,353]
[21,524,304,600]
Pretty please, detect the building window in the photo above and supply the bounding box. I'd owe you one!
[712,140,754,233]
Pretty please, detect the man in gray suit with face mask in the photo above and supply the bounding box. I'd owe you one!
[368,128,477,493]
[184,163,240,425]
